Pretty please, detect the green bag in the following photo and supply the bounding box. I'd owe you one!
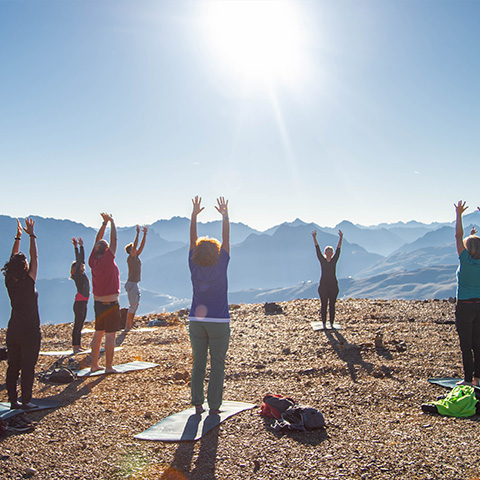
[433,385,478,418]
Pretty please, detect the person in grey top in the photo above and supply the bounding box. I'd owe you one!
[124,225,147,330]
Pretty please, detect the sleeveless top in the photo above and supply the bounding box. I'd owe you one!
[6,274,41,333]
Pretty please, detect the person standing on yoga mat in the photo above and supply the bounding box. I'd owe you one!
[188,196,230,415]
[454,201,480,387]
[124,225,148,331]
[71,237,90,353]
[88,213,121,373]
[311,229,343,329]
[2,219,40,410]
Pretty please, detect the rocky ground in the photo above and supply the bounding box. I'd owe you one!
[0,298,479,480]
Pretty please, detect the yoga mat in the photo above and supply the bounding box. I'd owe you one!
[311,321,342,331]
[39,347,123,356]
[82,327,158,334]
[428,377,480,391]
[126,327,159,333]
[0,398,61,420]
[135,401,256,442]
[74,360,159,377]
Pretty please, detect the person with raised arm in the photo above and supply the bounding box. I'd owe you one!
[2,218,41,410]
[311,229,343,329]
[71,237,90,353]
[88,213,121,373]
[454,201,480,387]
[124,225,148,331]
[188,196,231,415]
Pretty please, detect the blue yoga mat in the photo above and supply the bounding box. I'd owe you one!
[74,360,159,377]
[428,377,480,391]
[135,401,256,442]
[311,321,342,331]
[0,398,61,420]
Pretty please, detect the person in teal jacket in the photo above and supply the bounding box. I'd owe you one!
[454,201,480,387]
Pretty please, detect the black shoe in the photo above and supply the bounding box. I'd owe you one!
[10,402,22,410]
[21,402,37,410]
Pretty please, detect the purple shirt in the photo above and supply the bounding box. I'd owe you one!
[189,248,230,322]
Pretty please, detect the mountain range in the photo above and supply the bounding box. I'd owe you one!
[1,210,480,327]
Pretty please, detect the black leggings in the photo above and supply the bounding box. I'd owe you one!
[6,328,41,405]
[455,301,480,382]
[72,301,88,346]
[318,284,339,325]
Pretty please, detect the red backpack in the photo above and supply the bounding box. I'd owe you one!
[260,394,295,420]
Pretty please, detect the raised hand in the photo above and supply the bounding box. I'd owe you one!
[455,201,468,216]
[215,197,229,218]
[311,230,317,238]
[192,196,204,217]
[16,219,22,238]
[136,225,140,233]
[100,212,111,223]
[338,230,344,238]
[72,237,78,247]
[78,237,84,247]
[142,226,148,234]
[23,218,35,236]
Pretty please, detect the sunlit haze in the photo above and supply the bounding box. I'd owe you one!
[0,0,478,230]
[200,0,310,90]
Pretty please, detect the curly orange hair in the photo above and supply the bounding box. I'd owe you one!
[192,237,221,266]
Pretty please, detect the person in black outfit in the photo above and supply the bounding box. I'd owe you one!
[311,229,343,328]
[2,218,40,410]
[71,237,90,353]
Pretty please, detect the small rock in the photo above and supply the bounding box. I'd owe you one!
[25,467,37,477]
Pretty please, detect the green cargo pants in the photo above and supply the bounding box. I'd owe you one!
[189,321,230,411]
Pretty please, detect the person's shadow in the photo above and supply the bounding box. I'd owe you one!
[324,330,379,382]
[161,414,221,480]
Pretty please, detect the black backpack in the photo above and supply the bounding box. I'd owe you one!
[264,302,283,315]
[39,360,77,384]
[273,406,325,433]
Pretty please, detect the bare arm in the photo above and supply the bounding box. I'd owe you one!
[23,218,38,281]
[109,216,117,255]
[190,196,204,251]
[336,230,344,250]
[11,219,22,257]
[133,225,140,250]
[311,230,319,247]
[215,197,230,254]
[455,201,468,256]
[136,226,148,256]
[96,213,109,243]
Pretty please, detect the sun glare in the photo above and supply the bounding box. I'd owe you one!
[201,0,309,90]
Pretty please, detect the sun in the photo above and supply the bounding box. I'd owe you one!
[200,0,309,90]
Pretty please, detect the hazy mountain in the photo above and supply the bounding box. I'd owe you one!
[228,223,382,292]
[149,217,259,245]
[356,245,457,279]
[392,226,455,255]
[321,220,406,256]
[230,265,457,303]
[338,265,457,300]
[0,213,466,327]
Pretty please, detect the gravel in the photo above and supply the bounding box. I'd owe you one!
[0,298,478,480]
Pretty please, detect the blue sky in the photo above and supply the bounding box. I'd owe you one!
[1,0,479,230]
